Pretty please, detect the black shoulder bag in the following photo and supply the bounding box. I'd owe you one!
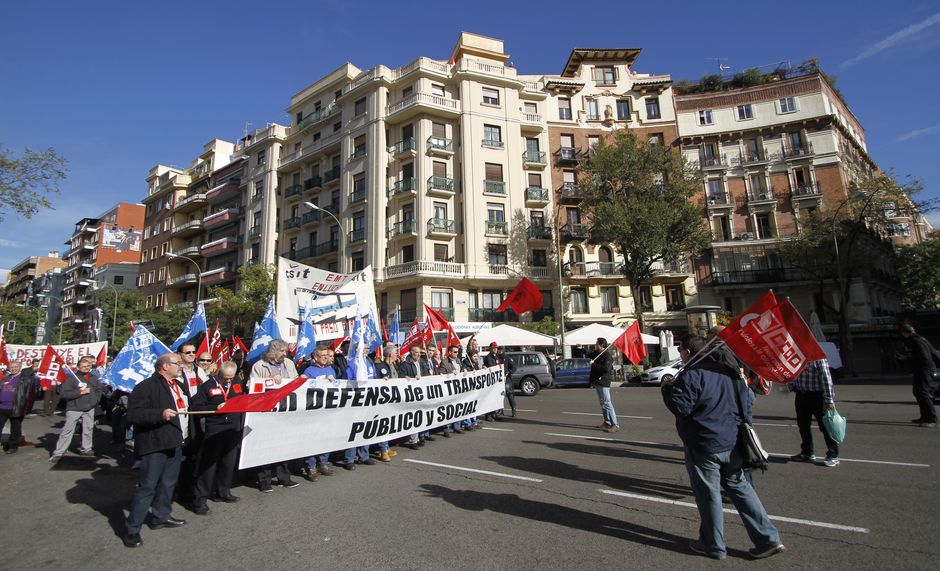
[733,378,770,471]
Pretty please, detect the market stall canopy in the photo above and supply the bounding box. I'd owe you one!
[562,322,659,345]
[461,324,556,347]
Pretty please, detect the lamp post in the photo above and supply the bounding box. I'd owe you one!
[167,253,202,305]
[304,201,345,269]
[94,281,119,347]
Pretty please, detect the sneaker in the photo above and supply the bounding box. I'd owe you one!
[387,450,398,458]
[789,453,816,462]
[822,455,840,467]
[260,483,274,493]
[749,543,786,559]
[280,480,300,488]
[919,422,937,428]
[49,455,62,464]
[605,425,620,433]
[689,540,726,560]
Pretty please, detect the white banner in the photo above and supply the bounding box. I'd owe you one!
[6,342,107,364]
[276,258,377,341]
[238,365,506,469]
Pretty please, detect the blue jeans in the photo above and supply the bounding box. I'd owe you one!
[684,446,780,557]
[126,446,183,535]
[304,453,330,470]
[344,446,369,464]
[376,441,389,453]
[594,386,618,427]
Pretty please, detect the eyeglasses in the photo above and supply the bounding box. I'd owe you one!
[198,359,213,363]
[181,351,196,354]
[167,361,182,366]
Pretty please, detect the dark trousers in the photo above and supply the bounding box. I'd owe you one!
[257,462,291,487]
[795,390,839,457]
[0,411,23,450]
[43,388,60,416]
[126,446,183,535]
[194,430,239,506]
[505,379,517,413]
[913,369,938,423]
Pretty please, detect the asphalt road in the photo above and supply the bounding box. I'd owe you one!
[1,378,937,570]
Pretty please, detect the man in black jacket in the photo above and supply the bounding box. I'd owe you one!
[589,338,619,433]
[123,353,189,548]
[0,361,32,453]
[898,324,940,427]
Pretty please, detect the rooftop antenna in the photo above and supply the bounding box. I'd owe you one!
[242,121,253,141]
[706,57,731,74]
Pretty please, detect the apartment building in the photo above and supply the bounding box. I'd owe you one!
[674,68,904,327]
[61,203,144,339]
[542,48,696,333]
[3,253,67,305]
[277,33,558,330]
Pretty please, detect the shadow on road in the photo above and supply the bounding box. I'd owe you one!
[64,464,138,538]
[480,455,690,499]
[522,440,686,465]
[754,414,917,428]
[419,484,690,555]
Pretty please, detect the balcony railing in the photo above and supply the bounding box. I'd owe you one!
[176,193,207,210]
[566,261,621,277]
[562,223,590,240]
[427,175,454,193]
[348,228,365,243]
[383,260,464,280]
[389,138,416,155]
[313,240,340,256]
[387,219,416,238]
[699,155,726,169]
[284,184,303,198]
[559,182,582,201]
[386,92,459,117]
[427,136,454,154]
[784,142,814,159]
[387,177,416,197]
[172,220,203,235]
[746,188,776,202]
[483,180,505,195]
[523,150,547,165]
[706,193,732,206]
[526,186,550,203]
[249,226,262,237]
[486,221,508,235]
[482,138,504,148]
[700,266,821,286]
[792,182,821,197]
[302,211,321,225]
[427,218,456,234]
[348,188,366,203]
[304,176,322,190]
[521,112,542,124]
[527,225,553,240]
[167,273,198,286]
[322,166,341,184]
[284,216,302,229]
[296,105,340,132]
[171,246,202,258]
[555,147,582,163]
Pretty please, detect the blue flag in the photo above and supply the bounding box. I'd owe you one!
[294,302,318,362]
[102,325,171,392]
[247,296,281,363]
[170,302,207,351]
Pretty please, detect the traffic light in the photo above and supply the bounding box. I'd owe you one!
[6,320,14,332]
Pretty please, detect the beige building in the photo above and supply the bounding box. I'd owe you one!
[4,253,67,305]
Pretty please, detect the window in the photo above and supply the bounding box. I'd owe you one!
[433,202,447,221]
[560,134,574,149]
[434,244,449,262]
[352,135,366,158]
[334,90,342,100]
[750,173,767,195]
[558,97,572,120]
[145,295,152,308]
[402,244,414,263]
[254,178,265,199]
[646,97,661,119]
[600,286,618,313]
[143,227,150,240]
[431,290,452,311]
[351,252,364,271]
[755,213,773,239]
[888,223,911,237]
[488,244,507,265]
[707,179,723,201]
[779,97,797,113]
[257,149,267,166]
[483,124,502,147]
[253,211,262,230]
[638,286,653,311]
[524,102,538,114]
[531,249,547,267]
[528,172,542,187]
[736,104,753,120]
[333,122,341,132]
[484,162,503,182]
[593,65,617,84]
[616,99,631,120]
[113,275,124,285]
[570,288,587,314]
[698,110,714,125]
[402,85,413,98]
[665,285,685,311]
[163,218,171,232]
[487,203,505,223]
[482,87,500,106]
[648,133,663,146]
[481,290,502,310]
[147,270,154,285]
[431,83,445,97]
[586,98,600,120]
[157,267,165,281]
[354,97,367,116]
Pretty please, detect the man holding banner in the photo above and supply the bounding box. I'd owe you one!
[249,340,300,491]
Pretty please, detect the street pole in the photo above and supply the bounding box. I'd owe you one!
[305,201,345,271]
[95,281,119,349]
[168,253,202,305]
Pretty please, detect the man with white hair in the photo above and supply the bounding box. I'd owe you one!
[250,339,300,491]
[49,355,102,462]
[189,361,244,514]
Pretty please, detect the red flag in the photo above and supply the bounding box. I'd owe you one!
[37,345,69,390]
[208,320,224,360]
[400,318,432,353]
[720,299,826,384]
[424,305,461,349]
[95,345,107,367]
[216,376,307,414]
[721,291,778,336]
[496,278,543,314]
[231,336,249,354]
[0,330,9,370]
[613,322,648,365]
[196,333,209,356]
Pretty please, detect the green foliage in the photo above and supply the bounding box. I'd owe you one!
[577,131,710,331]
[734,68,768,87]
[0,304,44,344]
[700,74,723,90]
[0,145,68,221]
[94,289,191,352]
[207,264,276,334]
[897,240,940,311]
[518,316,560,336]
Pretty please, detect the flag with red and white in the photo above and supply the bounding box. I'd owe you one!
[613,322,647,365]
[37,345,69,390]
[400,318,432,354]
[424,304,461,349]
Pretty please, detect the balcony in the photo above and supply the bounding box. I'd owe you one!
[520,112,543,130]
[206,179,240,202]
[566,261,621,278]
[172,219,203,237]
[389,138,416,158]
[559,182,582,203]
[386,92,460,122]
[201,268,236,286]
[250,192,264,205]
[348,228,366,243]
[561,223,590,241]
[699,266,821,286]
[295,105,341,134]
[525,186,550,206]
[483,180,506,195]
[202,208,240,230]
[284,184,303,199]
[323,166,341,185]
[482,138,504,149]
[468,308,510,322]
[201,237,239,257]
[249,226,262,238]
[427,218,456,236]
[387,177,417,198]
[652,260,691,276]
[746,188,777,204]
[175,193,208,213]
[387,219,416,239]
[485,220,508,236]
[735,150,772,166]
[304,176,322,190]
[283,216,302,230]
[784,142,814,160]
[427,136,454,156]
[706,193,734,210]
[555,147,582,164]
[284,246,313,262]
[699,155,726,170]
[791,182,822,200]
[527,225,553,241]
[427,175,455,196]
[381,260,464,281]
[171,245,202,258]
[348,188,366,204]
[167,273,199,287]
[523,150,547,168]
[324,201,340,215]
[312,240,339,256]
[302,211,322,226]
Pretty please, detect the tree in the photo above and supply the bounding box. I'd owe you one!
[0,145,68,222]
[518,316,560,336]
[0,304,44,344]
[779,173,926,373]
[577,131,711,332]
[207,264,276,334]
[897,239,940,311]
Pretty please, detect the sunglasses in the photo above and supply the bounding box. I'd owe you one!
[198,359,213,363]
[182,351,196,354]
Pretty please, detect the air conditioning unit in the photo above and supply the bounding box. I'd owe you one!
[760,192,771,200]
[708,198,716,205]
[740,232,754,240]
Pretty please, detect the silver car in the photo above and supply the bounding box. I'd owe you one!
[639,360,683,384]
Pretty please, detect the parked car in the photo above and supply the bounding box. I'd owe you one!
[504,351,553,396]
[552,358,592,388]
[639,360,683,385]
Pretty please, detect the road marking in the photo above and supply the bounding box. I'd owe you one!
[504,408,537,413]
[402,459,543,482]
[545,432,673,447]
[562,411,653,420]
[753,422,796,427]
[598,489,870,534]
[767,453,929,468]
[481,427,514,432]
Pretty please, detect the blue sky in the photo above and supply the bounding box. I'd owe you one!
[2,0,939,282]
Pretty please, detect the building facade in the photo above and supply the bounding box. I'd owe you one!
[3,253,67,305]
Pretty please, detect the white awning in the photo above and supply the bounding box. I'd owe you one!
[460,324,556,347]
[561,322,658,345]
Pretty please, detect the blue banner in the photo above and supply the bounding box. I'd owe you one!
[102,325,171,392]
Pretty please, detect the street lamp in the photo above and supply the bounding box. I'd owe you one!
[167,253,202,305]
[304,201,345,268]
[94,281,119,348]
